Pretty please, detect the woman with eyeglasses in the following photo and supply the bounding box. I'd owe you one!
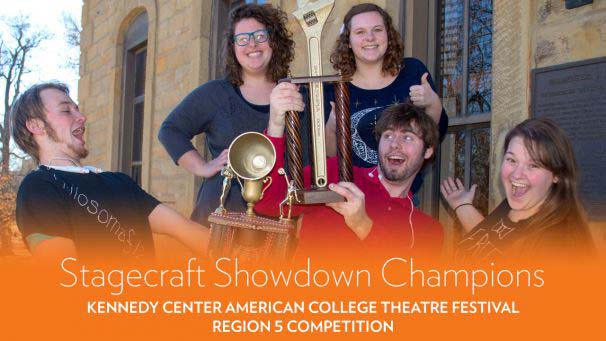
[158,4,295,226]
[324,3,448,194]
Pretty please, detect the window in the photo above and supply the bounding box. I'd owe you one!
[121,12,148,185]
[437,0,493,239]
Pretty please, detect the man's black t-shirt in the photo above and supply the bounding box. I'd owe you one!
[16,166,159,261]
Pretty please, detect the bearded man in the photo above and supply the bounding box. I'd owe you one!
[11,82,208,262]
[255,82,443,258]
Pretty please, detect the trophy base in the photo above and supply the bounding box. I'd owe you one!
[208,211,297,263]
[295,188,345,204]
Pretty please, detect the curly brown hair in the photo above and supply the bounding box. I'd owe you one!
[330,3,404,78]
[224,3,294,86]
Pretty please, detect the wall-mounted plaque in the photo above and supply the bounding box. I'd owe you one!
[565,0,593,10]
[532,57,606,221]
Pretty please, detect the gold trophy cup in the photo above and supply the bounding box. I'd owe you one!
[208,132,297,262]
[227,132,275,216]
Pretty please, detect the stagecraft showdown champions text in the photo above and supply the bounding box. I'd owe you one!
[60,257,545,296]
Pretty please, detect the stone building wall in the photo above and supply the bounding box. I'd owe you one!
[490,0,605,246]
[490,0,534,210]
[534,0,606,68]
[79,0,211,217]
[490,0,605,207]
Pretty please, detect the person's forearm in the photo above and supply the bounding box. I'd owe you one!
[31,237,77,265]
[177,150,206,177]
[325,119,337,157]
[267,121,285,138]
[426,98,443,124]
[175,222,210,256]
[349,215,373,241]
[454,205,485,233]
[149,205,209,256]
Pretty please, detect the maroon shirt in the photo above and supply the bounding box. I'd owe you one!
[255,135,443,259]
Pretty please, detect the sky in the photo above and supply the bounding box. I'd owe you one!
[1,0,83,100]
[1,0,82,169]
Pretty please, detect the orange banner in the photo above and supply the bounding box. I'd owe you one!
[1,253,604,340]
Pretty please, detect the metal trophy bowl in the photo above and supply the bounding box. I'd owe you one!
[208,132,297,263]
[228,132,275,216]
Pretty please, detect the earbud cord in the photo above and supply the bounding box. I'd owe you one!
[408,193,415,248]
[46,157,82,168]
[368,167,378,177]
[376,166,415,248]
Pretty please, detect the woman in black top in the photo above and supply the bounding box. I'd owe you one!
[441,118,594,262]
[324,3,448,166]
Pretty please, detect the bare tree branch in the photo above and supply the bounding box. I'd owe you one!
[9,152,26,160]
[63,12,81,47]
[0,16,49,174]
[62,12,81,72]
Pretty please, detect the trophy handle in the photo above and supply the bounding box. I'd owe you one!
[259,176,273,200]
[235,175,245,196]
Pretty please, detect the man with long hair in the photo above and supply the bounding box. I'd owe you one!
[12,82,208,262]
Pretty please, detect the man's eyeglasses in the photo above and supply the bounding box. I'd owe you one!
[233,29,269,47]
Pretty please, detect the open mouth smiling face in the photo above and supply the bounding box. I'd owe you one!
[378,128,430,183]
[501,136,557,220]
[40,88,89,160]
